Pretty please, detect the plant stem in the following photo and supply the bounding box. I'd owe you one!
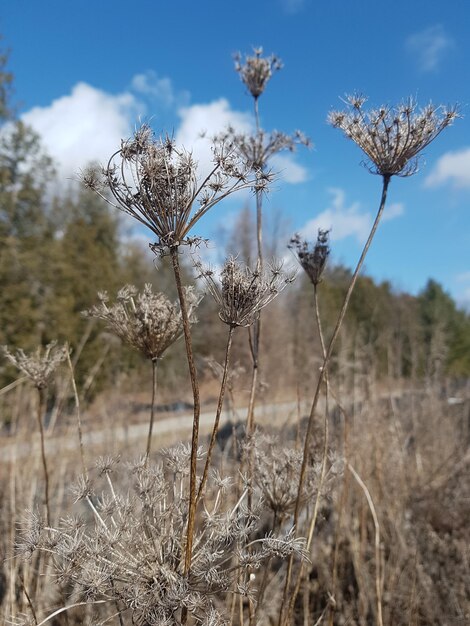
[169,247,200,582]
[279,174,391,626]
[36,386,50,526]
[65,348,86,476]
[285,285,330,621]
[197,325,234,503]
[146,359,158,461]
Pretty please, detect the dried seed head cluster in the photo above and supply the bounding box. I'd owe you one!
[2,341,68,390]
[81,125,269,255]
[194,257,296,327]
[234,47,282,99]
[328,94,459,177]
[289,230,330,286]
[18,451,308,625]
[229,126,311,172]
[83,284,199,361]
[246,432,344,518]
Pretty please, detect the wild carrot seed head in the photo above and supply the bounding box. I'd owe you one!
[328,95,459,177]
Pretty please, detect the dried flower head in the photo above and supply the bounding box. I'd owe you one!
[288,230,330,286]
[2,341,68,389]
[228,127,311,173]
[18,451,308,625]
[194,257,296,327]
[328,95,459,177]
[81,125,269,255]
[83,283,199,361]
[234,47,282,99]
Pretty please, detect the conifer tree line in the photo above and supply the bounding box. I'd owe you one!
[1,41,469,400]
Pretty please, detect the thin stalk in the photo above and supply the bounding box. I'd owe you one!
[245,94,264,433]
[169,247,200,583]
[348,464,384,626]
[279,174,391,626]
[36,387,50,526]
[145,358,159,461]
[65,348,86,476]
[286,284,331,620]
[197,325,235,502]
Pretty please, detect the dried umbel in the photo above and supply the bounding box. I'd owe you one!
[17,452,308,625]
[253,436,344,523]
[83,283,199,361]
[234,47,282,100]
[2,341,68,390]
[81,125,269,255]
[288,229,330,286]
[229,126,311,172]
[328,95,459,177]
[194,257,296,327]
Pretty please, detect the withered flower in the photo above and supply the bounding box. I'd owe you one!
[288,230,330,286]
[2,341,68,390]
[81,125,269,255]
[83,284,199,361]
[328,94,459,177]
[234,47,282,100]
[195,257,295,327]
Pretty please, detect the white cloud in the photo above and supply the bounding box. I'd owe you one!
[131,70,189,108]
[270,153,308,184]
[406,25,454,72]
[175,98,252,178]
[383,202,405,221]
[21,82,142,186]
[19,81,307,192]
[301,188,371,244]
[300,189,403,244]
[176,98,307,184]
[425,148,470,189]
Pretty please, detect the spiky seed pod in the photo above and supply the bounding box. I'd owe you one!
[289,229,330,286]
[1,341,68,390]
[83,283,200,361]
[328,94,459,177]
[194,257,296,328]
[234,47,282,99]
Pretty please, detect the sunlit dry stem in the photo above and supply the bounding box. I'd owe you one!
[170,247,200,583]
[279,174,391,626]
[146,358,158,461]
[285,284,331,623]
[197,324,235,503]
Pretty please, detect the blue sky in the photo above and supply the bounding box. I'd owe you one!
[2,0,469,307]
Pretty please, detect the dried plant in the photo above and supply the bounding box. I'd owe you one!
[280,97,459,625]
[2,342,67,526]
[2,341,68,390]
[288,230,330,287]
[328,94,459,177]
[234,47,282,100]
[17,451,308,625]
[229,127,310,173]
[84,284,200,458]
[81,125,268,257]
[82,126,270,579]
[231,48,310,441]
[83,284,198,362]
[195,257,295,329]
